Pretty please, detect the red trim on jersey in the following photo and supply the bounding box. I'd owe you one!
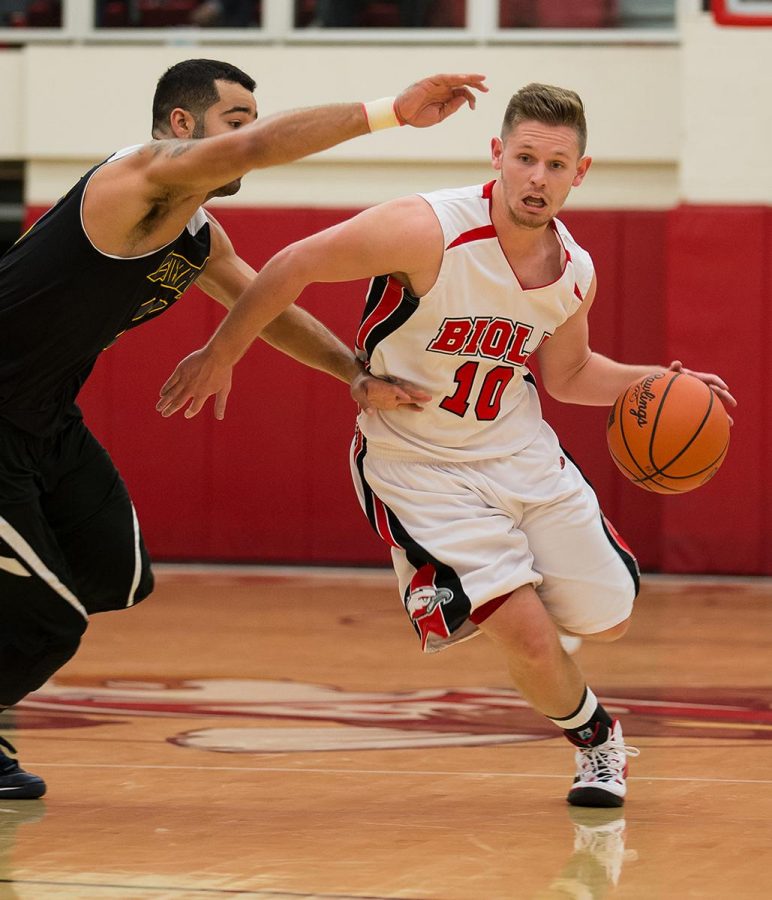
[482,180,495,200]
[446,224,497,250]
[355,277,404,354]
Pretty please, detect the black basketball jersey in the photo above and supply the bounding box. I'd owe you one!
[0,147,211,436]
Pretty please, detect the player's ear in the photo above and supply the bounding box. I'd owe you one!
[169,107,196,139]
[572,156,592,187]
[490,136,504,172]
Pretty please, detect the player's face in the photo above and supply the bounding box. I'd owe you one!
[195,79,258,196]
[491,121,591,229]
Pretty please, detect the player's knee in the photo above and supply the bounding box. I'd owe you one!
[492,618,557,663]
[584,617,631,643]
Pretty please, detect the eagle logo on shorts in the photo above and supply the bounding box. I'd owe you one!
[405,585,454,651]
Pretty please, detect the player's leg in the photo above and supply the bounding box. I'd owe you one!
[350,430,638,807]
[40,419,154,615]
[474,582,588,713]
[0,434,89,798]
[516,428,640,807]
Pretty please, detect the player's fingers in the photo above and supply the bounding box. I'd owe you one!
[403,390,432,403]
[213,388,230,421]
[713,386,737,407]
[391,388,413,404]
[437,95,470,120]
[453,86,478,108]
[707,375,731,394]
[433,73,487,89]
[404,403,426,412]
[158,371,180,398]
[394,379,432,402]
[157,392,179,414]
[158,390,188,417]
[183,396,206,419]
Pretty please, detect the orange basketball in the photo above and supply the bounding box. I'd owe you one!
[606,371,730,494]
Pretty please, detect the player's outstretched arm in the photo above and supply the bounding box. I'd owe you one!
[193,213,431,414]
[140,73,487,197]
[157,196,441,419]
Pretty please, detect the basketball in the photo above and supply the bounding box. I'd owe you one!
[606,371,730,494]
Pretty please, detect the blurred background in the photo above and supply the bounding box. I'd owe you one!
[0,0,768,575]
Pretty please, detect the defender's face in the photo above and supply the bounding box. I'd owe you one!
[197,79,258,196]
[491,120,590,229]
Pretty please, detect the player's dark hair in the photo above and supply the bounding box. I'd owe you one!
[501,83,587,156]
[152,58,256,135]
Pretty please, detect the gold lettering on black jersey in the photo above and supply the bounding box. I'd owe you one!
[134,251,209,323]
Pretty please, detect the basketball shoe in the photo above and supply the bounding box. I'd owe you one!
[0,737,46,799]
[567,720,639,808]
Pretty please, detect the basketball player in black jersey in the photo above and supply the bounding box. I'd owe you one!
[0,59,487,797]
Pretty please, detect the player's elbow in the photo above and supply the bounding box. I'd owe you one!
[540,373,575,404]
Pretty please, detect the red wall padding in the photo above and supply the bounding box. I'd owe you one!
[663,207,771,574]
[23,204,768,573]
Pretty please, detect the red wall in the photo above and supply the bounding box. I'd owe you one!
[24,204,770,573]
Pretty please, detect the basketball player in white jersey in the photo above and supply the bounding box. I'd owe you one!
[159,83,735,807]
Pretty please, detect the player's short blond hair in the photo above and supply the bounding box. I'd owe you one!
[501,83,587,156]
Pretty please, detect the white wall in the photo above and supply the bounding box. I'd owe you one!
[681,15,772,203]
[2,5,770,209]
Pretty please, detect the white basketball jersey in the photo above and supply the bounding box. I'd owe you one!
[356,181,595,462]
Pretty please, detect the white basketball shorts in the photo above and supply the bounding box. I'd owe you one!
[350,421,639,653]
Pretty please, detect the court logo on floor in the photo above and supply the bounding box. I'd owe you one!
[19,679,772,752]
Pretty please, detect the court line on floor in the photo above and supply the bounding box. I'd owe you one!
[0,881,409,899]
[25,761,772,786]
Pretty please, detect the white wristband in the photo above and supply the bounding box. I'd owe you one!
[362,96,402,132]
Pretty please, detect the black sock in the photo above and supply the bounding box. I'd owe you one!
[548,686,613,748]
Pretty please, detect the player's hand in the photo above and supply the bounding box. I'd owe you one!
[668,359,737,424]
[395,73,488,128]
[351,369,432,414]
[157,347,233,420]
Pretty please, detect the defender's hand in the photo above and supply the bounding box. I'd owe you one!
[351,370,432,414]
[157,348,233,420]
[395,73,488,128]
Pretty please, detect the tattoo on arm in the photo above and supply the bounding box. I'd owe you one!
[167,141,195,159]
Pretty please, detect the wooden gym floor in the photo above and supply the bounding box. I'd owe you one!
[1,567,771,899]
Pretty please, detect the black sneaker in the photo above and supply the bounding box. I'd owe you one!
[0,736,46,799]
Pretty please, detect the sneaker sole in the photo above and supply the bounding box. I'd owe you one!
[567,787,624,808]
[0,781,47,800]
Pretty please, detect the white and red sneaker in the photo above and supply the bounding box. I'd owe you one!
[567,720,639,808]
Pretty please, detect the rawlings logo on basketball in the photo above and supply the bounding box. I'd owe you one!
[628,374,662,428]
